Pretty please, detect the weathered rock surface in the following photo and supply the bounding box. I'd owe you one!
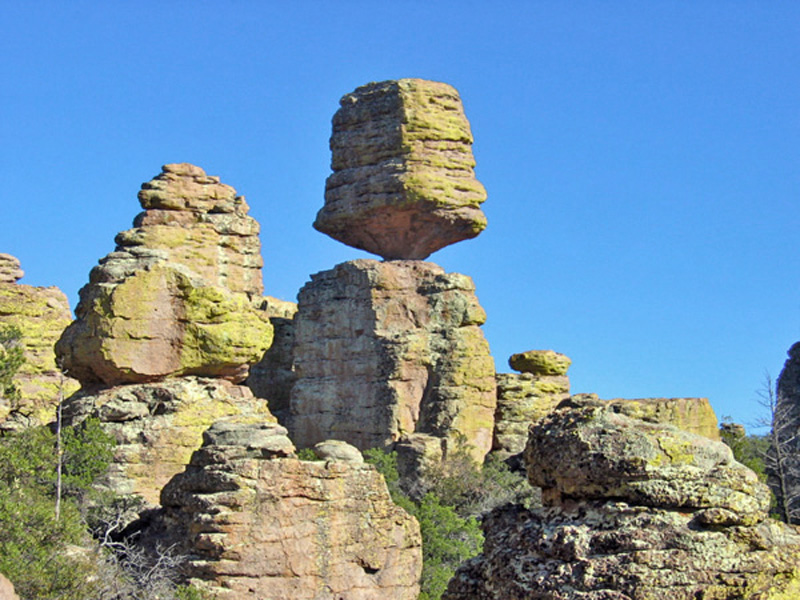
[0,255,79,429]
[772,341,800,524]
[603,395,720,441]
[144,421,422,600]
[444,398,800,600]
[56,164,272,386]
[63,377,273,504]
[492,352,572,462]
[0,573,19,600]
[246,296,297,423]
[315,79,488,260]
[508,349,571,376]
[290,259,496,462]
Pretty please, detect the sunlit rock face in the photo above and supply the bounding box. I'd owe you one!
[444,398,800,600]
[55,164,272,386]
[0,253,79,430]
[315,79,487,260]
[142,421,422,600]
[289,259,496,462]
[772,341,800,524]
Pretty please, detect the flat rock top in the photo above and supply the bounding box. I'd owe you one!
[315,78,488,260]
[509,350,571,375]
[0,253,24,283]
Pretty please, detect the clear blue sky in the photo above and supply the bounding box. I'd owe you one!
[2,2,798,430]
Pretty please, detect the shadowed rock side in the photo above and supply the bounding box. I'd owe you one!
[63,377,273,505]
[444,398,800,600]
[142,421,422,600]
[315,79,487,260]
[772,341,800,524]
[0,253,79,429]
[55,164,272,386]
[289,259,496,462]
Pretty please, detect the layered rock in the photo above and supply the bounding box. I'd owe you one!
[445,398,800,600]
[492,350,571,462]
[0,254,79,429]
[63,377,272,504]
[246,296,297,423]
[56,164,272,386]
[603,395,720,441]
[289,259,496,461]
[315,79,487,260]
[143,421,422,600]
[772,341,800,524]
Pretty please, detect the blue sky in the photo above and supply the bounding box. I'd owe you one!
[2,2,798,429]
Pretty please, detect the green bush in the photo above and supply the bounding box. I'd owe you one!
[0,324,24,401]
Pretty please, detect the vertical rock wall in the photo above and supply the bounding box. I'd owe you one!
[289,259,496,460]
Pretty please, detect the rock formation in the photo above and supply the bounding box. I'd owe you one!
[56,164,272,386]
[771,341,800,524]
[603,395,720,441]
[0,253,79,429]
[315,79,487,260]
[492,350,572,463]
[289,259,496,461]
[142,421,422,600]
[246,296,297,423]
[0,573,19,600]
[63,377,272,504]
[444,397,800,599]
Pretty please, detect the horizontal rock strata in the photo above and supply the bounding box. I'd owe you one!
[63,377,272,504]
[315,79,487,259]
[444,398,800,599]
[0,254,79,429]
[289,259,496,461]
[56,164,272,386]
[145,421,422,600]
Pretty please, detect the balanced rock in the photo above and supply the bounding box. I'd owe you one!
[0,255,79,429]
[144,421,422,600]
[315,79,488,259]
[772,341,800,524]
[289,259,496,462]
[63,377,273,504]
[56,165,272,386]
[444,399,800,599]
[508,349,571,376]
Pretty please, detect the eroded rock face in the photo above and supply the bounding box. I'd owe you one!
[772,341,800,524]
[603,395,720,441]
[492,352,572,462]
[0,255,79,429]
[145,422,422,600]
[289,259,496,461]
[315,79,487,260]
[56,164,272,386]
[444,399,800,600]
[63,377,273,504]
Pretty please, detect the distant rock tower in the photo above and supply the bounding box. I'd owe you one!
[291,80,496,462]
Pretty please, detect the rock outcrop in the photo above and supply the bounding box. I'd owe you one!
[314,79,487,260]
[55,164,273,386]
[444,398,800,600]
[0,254,79,429]
[772,341,800,524]
[289,259,496,461]
[143,421,422,600]
[246,296,297,423]
[0,573,19,600]
[63,377,272,504]
[603,395,720,441]
[492,350,571,463]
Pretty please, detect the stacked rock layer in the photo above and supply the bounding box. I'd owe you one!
[56,164,272,386]
[315,79,487,260]
[0,253,79,429]
[444,398,800,599]
[289,259,496,461]
[144,421,422,600]
[772,341,800,524]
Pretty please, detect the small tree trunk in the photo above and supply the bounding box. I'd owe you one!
[55,372,64,521]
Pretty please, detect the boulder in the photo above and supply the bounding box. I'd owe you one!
[603,395,720,441]
[289,259,496,462]
[444,398,800,600]
[508,349,571,376]
[143,421,422,600]
[0,254,79,429]
[313,439,365,463]
[315,79,487,259]
[55,165,273,386]
[62,377,273,505]
[0,573,19,600]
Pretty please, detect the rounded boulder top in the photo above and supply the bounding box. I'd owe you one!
[315,78,488,260]
[0,253,24,284]
[509,350,572,376]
